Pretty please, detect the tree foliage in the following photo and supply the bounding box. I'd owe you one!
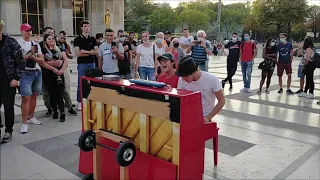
[179,9,209,32]
[149,6,177,32]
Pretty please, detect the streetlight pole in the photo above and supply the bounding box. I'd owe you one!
[217,0,222,41]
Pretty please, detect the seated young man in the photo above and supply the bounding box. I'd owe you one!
[156,53,179,88]
[176,56,225,122]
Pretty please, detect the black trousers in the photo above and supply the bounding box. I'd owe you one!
[304,62,316,94]
[0,74,16,133]
[224,60,238,86]
[42,69,65,113]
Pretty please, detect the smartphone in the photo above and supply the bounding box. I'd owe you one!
[195,41,201,45]
[32,44,38,53]
[111,42,116,48]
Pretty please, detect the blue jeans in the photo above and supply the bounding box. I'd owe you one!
[138,67,155,80]
[194,61,208,72]
[19,70,42,97]
[241,61,253,88]
[77,63,95,102]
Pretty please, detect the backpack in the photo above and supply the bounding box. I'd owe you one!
[311,49,320,68]
[115,41,131,75]
[241,42,255,56]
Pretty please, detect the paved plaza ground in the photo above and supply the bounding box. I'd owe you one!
[1,47,320,179]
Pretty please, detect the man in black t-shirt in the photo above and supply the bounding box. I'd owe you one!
[73,20,98,111]
[221,33,242,90]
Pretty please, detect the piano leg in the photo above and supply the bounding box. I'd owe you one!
[213,135,218,165]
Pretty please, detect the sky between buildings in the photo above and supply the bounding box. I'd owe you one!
[154,0,319,8]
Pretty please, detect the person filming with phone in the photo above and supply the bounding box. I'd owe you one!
[98,28,124,76]
[186,30,213,72]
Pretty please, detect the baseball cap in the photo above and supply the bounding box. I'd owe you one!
[175,56,198,77]
[164,31,171,35]
[20,23,32,31]
[157,53,174,62]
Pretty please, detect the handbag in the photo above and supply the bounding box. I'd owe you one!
[258,60,270,70]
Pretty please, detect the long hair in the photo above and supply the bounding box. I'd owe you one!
[303,37,314,50]
[43,33,61,53]
[265,37,275,48]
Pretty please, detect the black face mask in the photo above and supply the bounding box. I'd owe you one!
[173,43,179,48]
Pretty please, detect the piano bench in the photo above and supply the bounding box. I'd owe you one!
[204,122,219,165]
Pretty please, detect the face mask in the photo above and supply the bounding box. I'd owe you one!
[232,37,237,41]
[173,43,179,48]
[270,42,275,46]
[197,38,203,41]
[119,37,125,42]
[156,38,163,44]
[244,37,250,41]
[280,38,286,43]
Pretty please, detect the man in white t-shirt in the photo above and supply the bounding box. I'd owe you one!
[18,24,56,133]
[179,28,194,55]
[176,56,225,122]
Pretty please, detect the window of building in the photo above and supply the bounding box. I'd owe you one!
[21,0,44,35]
[73,0,89,35]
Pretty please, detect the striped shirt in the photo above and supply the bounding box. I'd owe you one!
[191,40,212,62]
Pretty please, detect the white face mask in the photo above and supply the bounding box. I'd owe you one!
[232,37,238,41]
[270,42,275,46]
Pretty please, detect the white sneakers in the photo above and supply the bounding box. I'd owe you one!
[240,88,252,93]
[298,92,314,99]
[20,124,28,134]
[20,117,42,134]
[77,103,82,111]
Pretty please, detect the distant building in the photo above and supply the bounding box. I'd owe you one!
[0,0,124,36]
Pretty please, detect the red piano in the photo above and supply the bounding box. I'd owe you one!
[78,76,219,180]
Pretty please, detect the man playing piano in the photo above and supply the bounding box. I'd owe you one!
[176,56,225,122]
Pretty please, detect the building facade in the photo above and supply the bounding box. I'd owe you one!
[0,0,124,36]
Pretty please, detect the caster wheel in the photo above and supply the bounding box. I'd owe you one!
[78,130,95,152]
[116,142,136,167]
[82,173,94,180]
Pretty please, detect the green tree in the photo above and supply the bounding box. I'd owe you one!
[149,6,177,32]
[178,9,209,32]
[252,0,308,38]
[306,5,320,38]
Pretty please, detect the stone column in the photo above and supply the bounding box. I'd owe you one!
[43,0,73,35]
[112,0,124,34]
[0,0,22,35]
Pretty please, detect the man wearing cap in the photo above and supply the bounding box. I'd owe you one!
[176,57,225,122]
[164,31,172,47]
[18,23,55,133]
[157,53,179,88]
[0,20,25,142]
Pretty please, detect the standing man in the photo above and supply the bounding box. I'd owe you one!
[176,56,225,122]
[118,30,132,79]
[0,20,25,142]
[18,24,49,133]
[186,30,213,72]
[221,33,242,90]
[98,29,124,75]
[277,33,294,94]
[73,20,98,111]
[164,31,172,47]
[239,33,257,93]
[180,28,194,56]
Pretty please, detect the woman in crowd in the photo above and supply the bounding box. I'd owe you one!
[168,38,185,70]
[41,34,69,122]
[298,37,316,99]
[257,38,277,94]
[135,31,156,80]
[154,32,169,76]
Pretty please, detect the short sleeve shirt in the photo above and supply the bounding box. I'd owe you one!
[98,42,124,74]
[73,35,97,64]
[18,38,42,70]
[136,44,154,68]
[224,41,241,62]
[277,42,293,63]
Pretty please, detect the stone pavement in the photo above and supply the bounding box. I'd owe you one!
[1,52,320,179]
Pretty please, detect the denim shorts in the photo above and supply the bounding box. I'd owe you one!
[19,70,42,96]
[297,65,305,79]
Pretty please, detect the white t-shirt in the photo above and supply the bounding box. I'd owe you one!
[155,44,166,55]
[177,71,222,117]
[18,38,42,70]
[137,44,154,68]
[180,36,194,46]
